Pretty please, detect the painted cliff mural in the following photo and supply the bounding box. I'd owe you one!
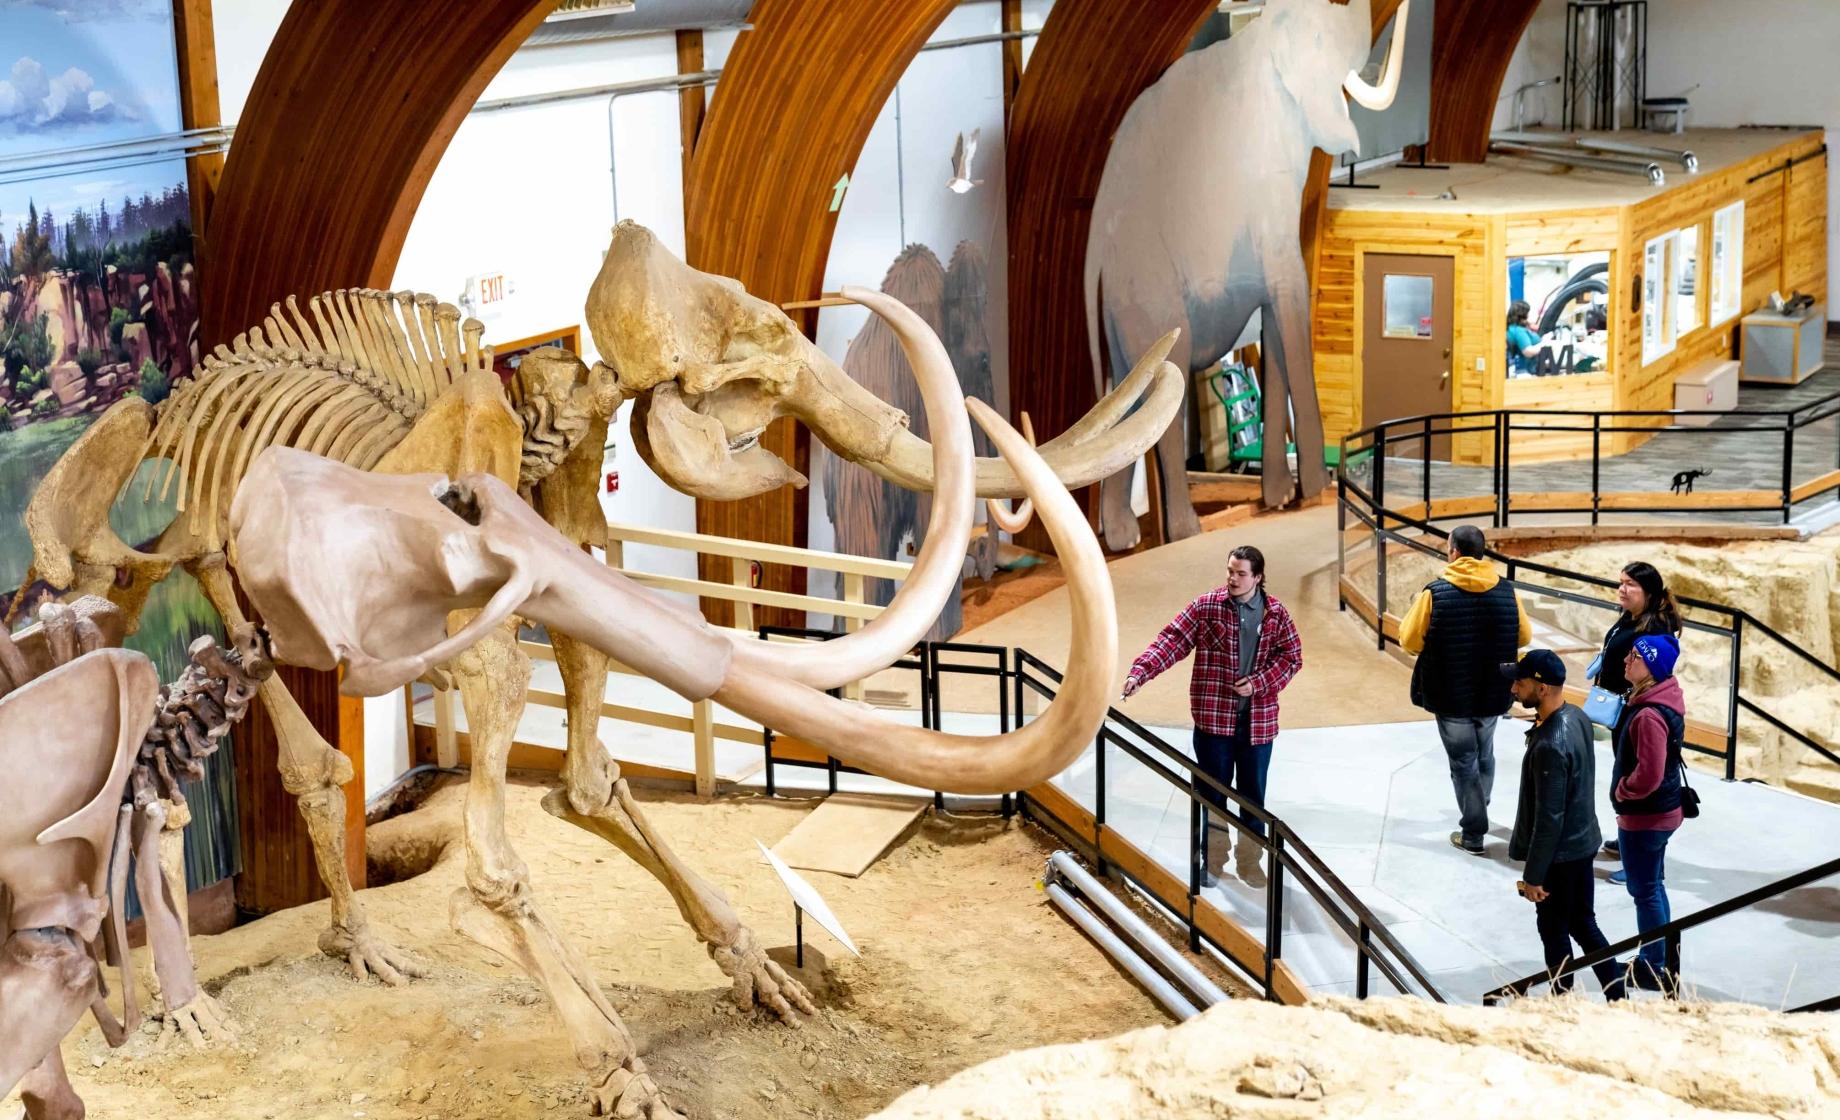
[0,0,235,896]
[1085,0,1411,547]
[821,241,997,640]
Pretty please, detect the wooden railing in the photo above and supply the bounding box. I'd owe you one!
[414,520,913,796]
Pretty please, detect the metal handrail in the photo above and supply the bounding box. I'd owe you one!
[1007,648,1446,1004]
[1483,855,1840,1004]
[1335,403,1840,781]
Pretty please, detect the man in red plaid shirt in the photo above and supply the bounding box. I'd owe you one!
[1122,545,1303,886]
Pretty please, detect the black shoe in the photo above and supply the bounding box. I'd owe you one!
[1449,831,1486,856]
[1601,972,1629,1002]
[1630,962,1676,993]
[1602,839,1621,857]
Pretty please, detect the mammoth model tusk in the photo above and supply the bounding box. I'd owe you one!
[228,427,1115,794]
[867,328,1184,500]
[720,283,974,690]
[1343,0,1409,112]
[984,413,1036,534]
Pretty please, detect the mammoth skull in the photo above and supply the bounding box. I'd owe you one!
[586,221,1186,501]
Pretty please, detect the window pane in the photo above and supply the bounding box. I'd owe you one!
[1382,273,1434,339]
[1676,225,1700,333]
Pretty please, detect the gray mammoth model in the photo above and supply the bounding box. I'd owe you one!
[1085,0,1409,547]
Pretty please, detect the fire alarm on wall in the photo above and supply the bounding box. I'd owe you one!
[605,471,619,493]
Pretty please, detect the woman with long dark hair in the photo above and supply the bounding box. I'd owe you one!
[1507,299,1541,375]
[1591,561,1683,868]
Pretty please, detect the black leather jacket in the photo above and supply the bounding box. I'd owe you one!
[1508,703,1602,886]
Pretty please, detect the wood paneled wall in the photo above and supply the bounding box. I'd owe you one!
[682,0,959,625]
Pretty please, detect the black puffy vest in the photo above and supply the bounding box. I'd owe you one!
[1409,578,1520,718]
[1612,700,1684,815]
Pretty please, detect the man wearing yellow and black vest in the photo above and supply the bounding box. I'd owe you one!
[1400,525,1530,856]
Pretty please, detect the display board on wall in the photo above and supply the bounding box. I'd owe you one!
[0,0,236,902]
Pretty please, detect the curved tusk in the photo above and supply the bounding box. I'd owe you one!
[1344,0,1409,112]
[722,283,974,690]
[868,331,1185,499]
[712,396,1116,794]
[985,412,1036,533]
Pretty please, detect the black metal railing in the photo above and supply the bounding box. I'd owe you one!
[1483,854,1840,1008]
[1335,405,1840,782]
[758,638,1446,1005]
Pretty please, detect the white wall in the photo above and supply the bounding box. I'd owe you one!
[1497,0,1840,319]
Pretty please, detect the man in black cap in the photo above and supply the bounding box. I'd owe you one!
[1503,649,1625,1000]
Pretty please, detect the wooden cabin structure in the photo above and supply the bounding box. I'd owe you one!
[1313,128,1828,463]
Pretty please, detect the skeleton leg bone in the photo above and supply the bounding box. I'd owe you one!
[546,635,814,1024]
[16,1051,82,1120]
[447,621,683,1119]
[185,556,426,985]
[129,802,238,1049]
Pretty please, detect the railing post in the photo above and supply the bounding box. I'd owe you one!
[1355,921,1371,999]
[692,698,715,799]
[1591,413,1602,526]
[1188,797,1204,951]
[1491,412,1503,528]
[1665,930,1682,993]
[1421,416,1432,519]
[1783,424,1796,524]
[1093,729,1108,878]
[1263,830,1285,1001]
[1500,412,1513,526]
[841,571,865,701]
[1373,424,1387,529]
[1725,615,1742,781]
[731,556,756,634]
[1374,525,1388,651]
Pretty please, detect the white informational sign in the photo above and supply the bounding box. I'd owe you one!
[462,271,513,322]
[756,840,860,957]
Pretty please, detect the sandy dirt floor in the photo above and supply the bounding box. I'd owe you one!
[12,777,1171,1120]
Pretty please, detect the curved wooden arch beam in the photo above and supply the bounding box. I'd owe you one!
[1426,0,1542,163]
[683,0,958,622]
[202,0,560,345]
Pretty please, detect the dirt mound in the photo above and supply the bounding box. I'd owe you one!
[869,996,1840,1118]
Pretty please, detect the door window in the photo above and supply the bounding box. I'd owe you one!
[1381,273,1435,339]
[1643,232,1676,365]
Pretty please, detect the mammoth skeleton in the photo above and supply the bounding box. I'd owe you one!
[20,222,1178,1116]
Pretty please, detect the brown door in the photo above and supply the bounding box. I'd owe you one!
[1362,252,1455,460]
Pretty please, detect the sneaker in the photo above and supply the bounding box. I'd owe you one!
[1608,868,1628,884]
[1236,849,1268,888]
[1449,831,1486,855]
[1602,839,1621,857]
[1630,961,1676,993]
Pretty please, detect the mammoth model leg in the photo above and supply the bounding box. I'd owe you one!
[186,556,427,985]
[1257,255,1329,509]
[445,620,682,1119]
[543,633,816,1023]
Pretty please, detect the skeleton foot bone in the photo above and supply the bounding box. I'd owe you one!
[317,920,431,987]
[156,992,240,1050]
[707,924,816,1024]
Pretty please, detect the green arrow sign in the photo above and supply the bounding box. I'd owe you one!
[829,173,851,213]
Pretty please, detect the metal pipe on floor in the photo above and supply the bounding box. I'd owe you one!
[1046,881,1200,1020]
[1490,141,1665,185]
[1047,850,1229,1010]
[1577,137,1697,172]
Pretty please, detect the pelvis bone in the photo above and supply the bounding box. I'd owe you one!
[589,221,1186,501]
[230,404,1115,794]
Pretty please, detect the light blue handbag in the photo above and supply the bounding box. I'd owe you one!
[1581,652,1624,727]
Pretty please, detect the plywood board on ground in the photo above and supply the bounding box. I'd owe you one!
[770,793,929,877]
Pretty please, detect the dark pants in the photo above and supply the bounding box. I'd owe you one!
[1435,715,1497,845]
[1533,856,1623,995]
[1194,720,1273,840]
[1618,826,1674,974]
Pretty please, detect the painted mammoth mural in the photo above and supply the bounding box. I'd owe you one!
[1086,0,1410,547]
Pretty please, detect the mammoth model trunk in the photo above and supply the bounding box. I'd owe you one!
[228,420,1115,794]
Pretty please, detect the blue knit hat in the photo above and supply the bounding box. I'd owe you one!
[1632,633,1680,679]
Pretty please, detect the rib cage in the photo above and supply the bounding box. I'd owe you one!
[137,289,492,538]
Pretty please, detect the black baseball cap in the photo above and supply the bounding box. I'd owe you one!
[1499,649,1566,685]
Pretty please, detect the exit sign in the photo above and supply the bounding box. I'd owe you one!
[465,271,513,320]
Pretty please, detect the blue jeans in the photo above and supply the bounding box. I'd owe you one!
[1194,722,1273,839]
[1618,826,1673,972]
[1435,715,1497,846]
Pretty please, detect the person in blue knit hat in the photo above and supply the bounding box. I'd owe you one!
[1612,632,1688,992]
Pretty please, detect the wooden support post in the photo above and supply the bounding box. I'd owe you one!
[433,687,458,770]
[692,698,716,799]
[676,29,707,187]
[842,572,866,702]
[1001,0,1024,130]
[172,0,224,239]
[731,556,756,633]
[401,683,418,768]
